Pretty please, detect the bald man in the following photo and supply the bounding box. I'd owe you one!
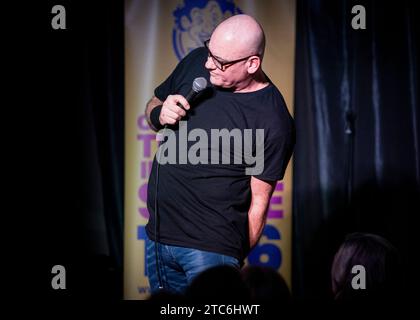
[145,14,295,295]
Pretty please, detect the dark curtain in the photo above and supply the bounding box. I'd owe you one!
[293,0,419,301]
[79,0,124,267]
[28,0,124,298]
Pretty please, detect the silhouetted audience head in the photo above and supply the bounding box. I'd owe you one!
[241,265,291,303]
[331,232,401,303]
[185,265,250,302]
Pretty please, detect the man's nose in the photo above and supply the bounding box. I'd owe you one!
[205,55,216,70]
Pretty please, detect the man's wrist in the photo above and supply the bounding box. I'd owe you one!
[150,105,164,130]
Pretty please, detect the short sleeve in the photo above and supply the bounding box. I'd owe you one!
[154,47,207,101]
[253,128,295,182]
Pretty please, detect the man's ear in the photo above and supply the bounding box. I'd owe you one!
[247,56,261,74]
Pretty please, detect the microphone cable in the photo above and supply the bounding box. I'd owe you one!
[152,77,207,291]
[154,125,168,290]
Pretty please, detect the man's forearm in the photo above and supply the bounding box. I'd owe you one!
[248,177,276,249]
[145,96,164,131]
[248,200,270,249]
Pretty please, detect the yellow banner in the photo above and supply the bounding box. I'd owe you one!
[125,0,295,300]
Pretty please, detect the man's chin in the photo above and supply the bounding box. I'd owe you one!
[209,75,219,85]
[209,75,226,88]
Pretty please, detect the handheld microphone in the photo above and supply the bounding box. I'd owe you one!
[178,77,208,110]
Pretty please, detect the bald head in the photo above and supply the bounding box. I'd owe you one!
[210,14,266,60]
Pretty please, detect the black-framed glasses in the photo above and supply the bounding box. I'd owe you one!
[204,39,260,71]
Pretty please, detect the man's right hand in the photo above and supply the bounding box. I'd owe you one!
[159,94,191,126]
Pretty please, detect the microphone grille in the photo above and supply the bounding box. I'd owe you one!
[192,77,208,93]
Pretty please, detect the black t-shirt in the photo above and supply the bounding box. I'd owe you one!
[146,47,295,260]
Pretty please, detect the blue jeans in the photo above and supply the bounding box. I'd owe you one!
[146,234,240,295]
